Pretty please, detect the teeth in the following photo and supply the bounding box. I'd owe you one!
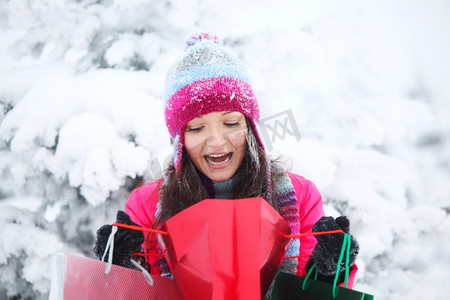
[209,154,227,158]
[206,153,231,165]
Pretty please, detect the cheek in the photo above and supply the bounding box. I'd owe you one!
[230,129,247,150]
[184,135,204,158]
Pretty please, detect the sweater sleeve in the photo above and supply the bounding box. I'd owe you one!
[125,180,162,227]
[289,173,358,289]
[125,179,163,275]
[288,174,325,277]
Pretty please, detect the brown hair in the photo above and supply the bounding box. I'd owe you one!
[147,119,291,260]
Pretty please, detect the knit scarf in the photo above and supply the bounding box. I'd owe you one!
[154,167,300,278]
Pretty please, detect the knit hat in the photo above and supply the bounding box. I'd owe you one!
[164,33,265,169]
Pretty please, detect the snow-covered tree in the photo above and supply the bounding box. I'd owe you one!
[0,0,449,299]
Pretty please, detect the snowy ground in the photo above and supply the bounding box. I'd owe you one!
[1,0,449,299]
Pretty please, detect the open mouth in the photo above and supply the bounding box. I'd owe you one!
[204,153,233,165]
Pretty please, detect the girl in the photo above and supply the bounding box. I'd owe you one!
[94,33,358,293]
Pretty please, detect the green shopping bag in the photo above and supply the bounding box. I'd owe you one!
[270,234,374,300]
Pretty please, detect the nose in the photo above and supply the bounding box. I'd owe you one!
[206,126,227,148]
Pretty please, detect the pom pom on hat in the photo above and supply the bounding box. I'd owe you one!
[184,32,221,50]
[164,33,264,170]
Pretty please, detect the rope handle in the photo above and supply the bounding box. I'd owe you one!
[302,262,318,290]
[111,222,168,235]
[283,229,345,239]
[111,221,344,239]
[332,233,351,297]
[101,225,118,275]
[110,222,346,259]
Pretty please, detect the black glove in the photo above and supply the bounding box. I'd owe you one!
[305,216,359,284]
[93,210,149,271]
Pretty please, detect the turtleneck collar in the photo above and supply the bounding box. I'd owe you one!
[198,168,244,199]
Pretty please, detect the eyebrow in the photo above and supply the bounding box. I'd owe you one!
[222,111,234,115]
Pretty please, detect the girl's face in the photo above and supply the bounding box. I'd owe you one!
[184,111,247,182]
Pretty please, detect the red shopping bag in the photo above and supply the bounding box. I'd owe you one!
[159,197,292,300]
[49,252,182,300]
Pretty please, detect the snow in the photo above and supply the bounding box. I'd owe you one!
[1,0,450,299]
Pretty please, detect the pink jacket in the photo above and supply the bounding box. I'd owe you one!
[125,173,357,287]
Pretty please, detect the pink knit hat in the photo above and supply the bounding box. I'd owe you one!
[164,33,264,170]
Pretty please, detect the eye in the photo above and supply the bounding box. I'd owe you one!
[186,126,204,132]
[224,121,240,127]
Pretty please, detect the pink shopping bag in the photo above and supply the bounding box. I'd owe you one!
[49,252,182,300]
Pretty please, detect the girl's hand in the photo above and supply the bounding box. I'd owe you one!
[306,216,359,283]
[93,210,149,271]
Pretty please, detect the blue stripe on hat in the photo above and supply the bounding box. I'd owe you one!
[164,64,251,102]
